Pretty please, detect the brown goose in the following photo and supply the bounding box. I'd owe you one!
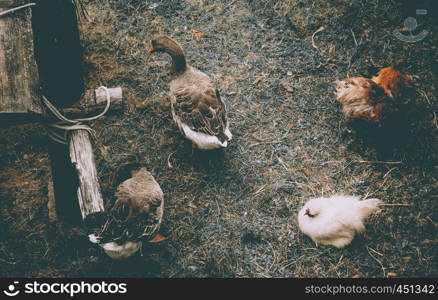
[89,165,164,259]
[148,36,232,151]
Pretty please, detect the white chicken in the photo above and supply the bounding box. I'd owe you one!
[297,195,381,248]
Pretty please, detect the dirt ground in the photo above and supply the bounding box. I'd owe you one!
[0,0,437,277]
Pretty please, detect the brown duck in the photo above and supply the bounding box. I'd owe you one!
[148,36,232,150]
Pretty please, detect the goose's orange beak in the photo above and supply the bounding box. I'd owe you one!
[147,45,155,53]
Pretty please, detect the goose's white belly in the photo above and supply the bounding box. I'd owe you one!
[171,106,232,150]
[88,234,142,259]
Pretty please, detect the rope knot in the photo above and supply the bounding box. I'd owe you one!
[43,86,111,144]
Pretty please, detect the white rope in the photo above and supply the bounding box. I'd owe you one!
[43,86,111,144]
[0,3,36,17]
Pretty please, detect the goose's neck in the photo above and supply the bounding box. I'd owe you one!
[164,42,187,73]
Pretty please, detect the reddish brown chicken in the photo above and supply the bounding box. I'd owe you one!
[335,65,413,125]
[371,66,413,101]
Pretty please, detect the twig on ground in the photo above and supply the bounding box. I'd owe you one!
[249,141,282,147]
[167,151,175,168]
[0,258,16,265]
[311,26,325,50]
[254,184,267,195]
[352,160,402,165]
[351,29,358,47]
[367,246,386,276]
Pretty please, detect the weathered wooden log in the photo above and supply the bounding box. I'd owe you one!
[61,87,123,118]
[69,130,104,219]
[0,0,42,125]
[0,1,110,226]
[49,87,123,222]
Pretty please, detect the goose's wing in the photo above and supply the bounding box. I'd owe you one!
[112,175,163,239]
[92,173,163,244]
[171,85,229,142]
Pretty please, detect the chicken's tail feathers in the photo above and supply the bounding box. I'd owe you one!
[358,198,382,219]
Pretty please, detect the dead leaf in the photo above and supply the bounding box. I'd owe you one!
[167,151,175,169]
[418,218,428,226]
[252,74,267,85]
[215,74,236,87]
[188,29,203,40]
[151,16,165,29]
[188,202,197,209]
[280,79,294,92]
[387,272,397,277]
[351,275,361,278]
[328,44,336,60]
[422,239,438,244]
[133,99,148,109]
[99,145,109,156]
[148,3,159,10]
[148,234,168,243]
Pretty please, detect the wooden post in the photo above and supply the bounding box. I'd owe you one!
[0,0,42,125]
[0,2,128,257]
[48,87,123,222]
[67,88,122,219]
[69,130,104,219]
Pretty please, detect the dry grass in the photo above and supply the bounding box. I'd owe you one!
[0,0,437,277]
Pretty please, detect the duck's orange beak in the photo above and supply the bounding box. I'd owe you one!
[147,44,155,53]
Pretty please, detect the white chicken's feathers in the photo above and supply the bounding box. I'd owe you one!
[298,194,381,248]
